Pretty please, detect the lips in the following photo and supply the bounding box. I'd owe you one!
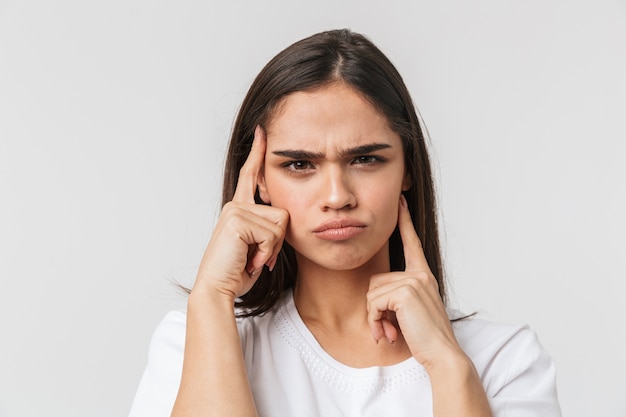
[312,219,366,241]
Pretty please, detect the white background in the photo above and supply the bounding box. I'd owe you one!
[1,1,624,416]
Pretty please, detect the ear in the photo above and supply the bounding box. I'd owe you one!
[401,170,412,191]
[257,168,271,204]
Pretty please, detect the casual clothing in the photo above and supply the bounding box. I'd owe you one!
[129,291,561,416]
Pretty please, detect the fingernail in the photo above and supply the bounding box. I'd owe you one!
[249,267,262,278]
[268,257,277,272]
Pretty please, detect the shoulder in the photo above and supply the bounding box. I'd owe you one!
[452,314,534,363]
[452,315,561,416]
[142,305,275,345]
[452,315,548,376]
[149,310,187,353]
[140,307,275,358]
[128,310,186,417]
[129,308,274,417]
[145,306,278,362]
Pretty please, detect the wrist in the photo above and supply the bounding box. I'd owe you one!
[188,285,237,314]
[423,347,493,416]
[421,347,477,380]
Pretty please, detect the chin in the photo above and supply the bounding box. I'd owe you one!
[291,240,388,273]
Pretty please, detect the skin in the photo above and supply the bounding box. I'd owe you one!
[171,83,493,417]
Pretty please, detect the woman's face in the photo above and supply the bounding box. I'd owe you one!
[259,83,411,272]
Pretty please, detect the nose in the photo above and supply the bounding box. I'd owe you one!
[319,166,357,211]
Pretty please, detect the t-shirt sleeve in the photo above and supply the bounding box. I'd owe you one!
[128,311,186,417]
[127,310,255,417]
[488,328,562,417]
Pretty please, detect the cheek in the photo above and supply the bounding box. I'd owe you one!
[265,178,311,223]
[364,179,402,230]
[275,196,309,220]
[280,198,311,244]
[377,195,401,230]
[265,184,318,246]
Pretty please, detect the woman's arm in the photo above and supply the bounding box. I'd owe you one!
[367,195,493,417]
[425,349,493,417]
[171,291,257,417]
[171,127,288,417]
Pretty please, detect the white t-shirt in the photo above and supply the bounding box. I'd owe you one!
[129,291,561,417]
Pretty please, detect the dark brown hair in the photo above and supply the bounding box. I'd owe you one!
[222,29,445,316]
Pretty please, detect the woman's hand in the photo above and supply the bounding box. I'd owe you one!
[366,195,461,368]
[173,127,281,417]
[367,195,493,416]
[192,125,289,302]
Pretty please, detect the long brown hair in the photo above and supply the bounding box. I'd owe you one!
[222,29,445,316]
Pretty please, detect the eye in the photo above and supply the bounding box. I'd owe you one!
[352,155,378,164]
[285,160,313,171]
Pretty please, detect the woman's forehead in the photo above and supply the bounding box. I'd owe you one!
[264,84,399,151]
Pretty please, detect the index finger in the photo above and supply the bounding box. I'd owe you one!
[232,125,266,204]
[397,194,431,272]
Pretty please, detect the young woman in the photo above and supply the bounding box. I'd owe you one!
[129,29,561,417]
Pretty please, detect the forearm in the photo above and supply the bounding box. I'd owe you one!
[171,292,258,417]
[427,350,493,417]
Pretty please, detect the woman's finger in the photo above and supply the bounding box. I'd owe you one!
[367,285,406,343]
[398,194,430,272]
[232,125,266,204]
[244,217,287,273]
[218,202,288,273]
[196,203,287,295]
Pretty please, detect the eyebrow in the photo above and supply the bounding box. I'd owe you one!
[272,143,392,159]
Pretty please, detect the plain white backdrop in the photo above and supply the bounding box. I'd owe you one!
[1,0,624,416]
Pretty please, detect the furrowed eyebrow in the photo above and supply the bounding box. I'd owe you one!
[272,143,392,159]
[272,150,324,159]
[339,143,392,157]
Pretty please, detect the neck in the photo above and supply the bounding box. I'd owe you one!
[291,245,413,368]
[292,248,389,331]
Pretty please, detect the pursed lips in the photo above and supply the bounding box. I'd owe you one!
[312,219,366,241]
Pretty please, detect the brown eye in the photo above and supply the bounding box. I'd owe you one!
[283,160,313,172]
[353,156,377,164]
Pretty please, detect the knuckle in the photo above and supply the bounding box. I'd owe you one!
[225,206,244,221]
[430,276,440,291]
[414,271,432,284]
[223,201,245,216]
[221,207,250,232]
[398,284,417,299]
[410,271,438,291]
[275,208,290,228]
[270,226,283,242]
